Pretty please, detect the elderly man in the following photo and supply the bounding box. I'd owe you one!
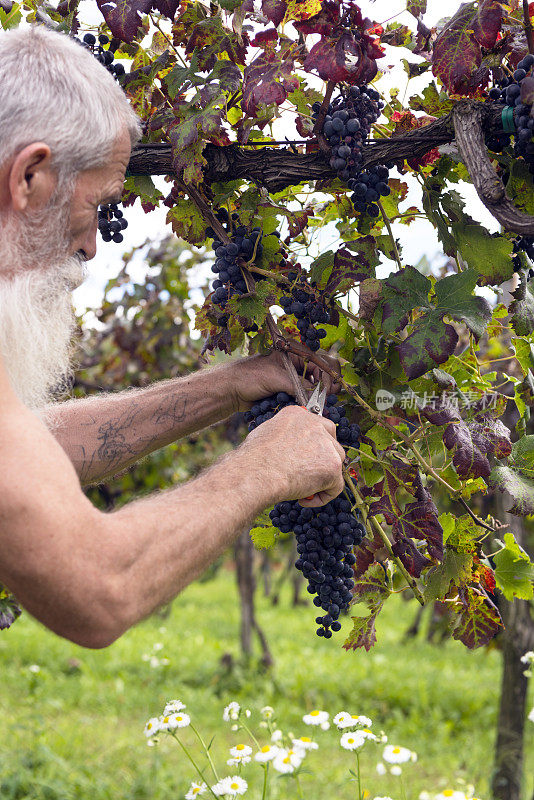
[0,26,345,648]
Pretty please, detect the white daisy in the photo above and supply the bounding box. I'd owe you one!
[223,702,241,722]
[144,717,161,738]
[292,736,318,751]
[254,744,279,763]
[229,744,252,759]
[390,765,402,776]
[227,756,251,766]
[376,762,387,775]
[185,781,207,799]
[418,793,431,800]
[373,796,395,800]
[272,747,304,773]
[359,728,377,741]
[160,712,190,730]
[261,706,274,719]
[340,731,366,750]
[212,776,248,797]
[320,721,330,730]
[271,729,283,742]
[383,744,413,764]
[434,792,469,800]
[520,650,534,663]
[528,706,534,723]
[302,709,329,726]
[334,711,373,729]
[164,700,186,715]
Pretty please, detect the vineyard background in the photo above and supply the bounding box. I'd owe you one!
[1,0,534,798]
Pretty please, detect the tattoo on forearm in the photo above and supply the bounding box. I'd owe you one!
[77,395,189,482]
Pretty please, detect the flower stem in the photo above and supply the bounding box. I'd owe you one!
[171,734,218,800]
[355,751,362,800]
[190,723,219,781]
[261,763,269,800]
[295,773,305,800]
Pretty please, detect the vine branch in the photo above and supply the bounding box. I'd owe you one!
[523,0,534,54]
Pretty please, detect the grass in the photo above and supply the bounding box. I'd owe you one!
[0,566,532,800]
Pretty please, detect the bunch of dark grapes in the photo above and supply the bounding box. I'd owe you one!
[79,33,128,244]
[80,33,125,79]
[207,209,264,317]
[245,392,364,638]
[98,203,128,243]
[488,55,534,276]
[279,271,330,352]
[312,86,391,217]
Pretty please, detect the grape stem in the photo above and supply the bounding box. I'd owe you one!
[312,79,336,153]
[344,470,425,606]
[377,199,402,270]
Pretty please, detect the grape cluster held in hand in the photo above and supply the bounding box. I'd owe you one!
[245,392,364,639]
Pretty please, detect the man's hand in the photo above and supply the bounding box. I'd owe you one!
[230,349,342,412]
[242,405,345,507]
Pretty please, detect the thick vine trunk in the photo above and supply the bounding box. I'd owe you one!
[127,103,504,193]
[234,530,274,668]
[491,502,534,800]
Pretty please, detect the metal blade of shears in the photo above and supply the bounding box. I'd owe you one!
[306,383,327,416]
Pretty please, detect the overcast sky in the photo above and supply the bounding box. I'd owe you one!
[72,0,501,317]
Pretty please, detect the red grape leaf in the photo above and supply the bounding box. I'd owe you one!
[343,612,378,651]
[242,49,298,116]
[391,535,433,577]
[393,486,444,560]
[473,0,503,49]
[96,0,152,43]
[185,16,248,71]
[304,32,378,83]
[152,0,182,19]
[407,0,427,17]
[443,417,512,480]
[431,2,499,94]
[324,236,379,296]
[451,587,503,649]
[262,0,286,26]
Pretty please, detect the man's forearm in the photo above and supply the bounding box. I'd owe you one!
[46,364,239,485]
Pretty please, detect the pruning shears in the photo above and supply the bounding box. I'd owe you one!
[301,383,328,501]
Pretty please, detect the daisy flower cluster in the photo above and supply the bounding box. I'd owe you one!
[141,641,170,669]
[144,699,191,743]
[143,697,485,800]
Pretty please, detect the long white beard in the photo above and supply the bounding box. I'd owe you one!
[0,190,86,415]
[0,257,85,413]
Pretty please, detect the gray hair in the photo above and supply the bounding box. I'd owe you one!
[0,25,141,181]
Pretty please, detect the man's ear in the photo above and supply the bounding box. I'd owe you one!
[8,143,56,213]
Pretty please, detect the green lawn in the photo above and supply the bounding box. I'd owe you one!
[0,567,532,800]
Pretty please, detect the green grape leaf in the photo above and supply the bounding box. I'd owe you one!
[512,337,534,376]
[507,159,534,216]
[493,533,534,601]
[381,265,431,334]
[451,224,514,286]
[166,199,208,245]
[511,435,534,465]
[250,526,277,550]
[343,613,379,651]
[509,281,534,336]
[407,0,427,18]
[433,269,492,341]
[424,548,473,602]
[489,464,534,515]
[451,587,503,649]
